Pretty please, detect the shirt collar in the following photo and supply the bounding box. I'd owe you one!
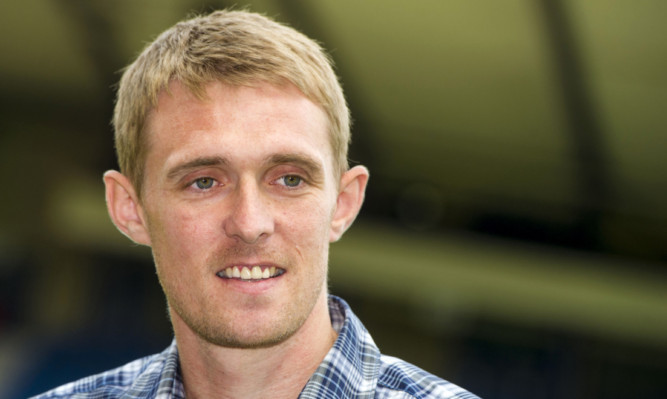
[298,295,382,398]
[137,340,183,399]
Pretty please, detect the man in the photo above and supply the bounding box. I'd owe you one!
[34,9,478,399]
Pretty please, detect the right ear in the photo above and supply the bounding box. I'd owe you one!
[103,170,151,246]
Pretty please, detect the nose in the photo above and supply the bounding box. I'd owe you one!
[223,178,275,244]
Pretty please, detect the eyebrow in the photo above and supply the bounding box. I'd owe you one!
[265,153,325,182]
[164,153,326,182]
[166,156,228,181]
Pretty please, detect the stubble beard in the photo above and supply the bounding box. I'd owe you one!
[175,290,322,349]
[157,245,329,350]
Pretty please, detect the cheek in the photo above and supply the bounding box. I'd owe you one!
[281,199,333,256]
[147,206,218,264]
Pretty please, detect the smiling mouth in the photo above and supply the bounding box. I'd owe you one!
[216,266,285,281]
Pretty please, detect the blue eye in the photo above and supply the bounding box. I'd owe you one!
[194,177,215,189]
[282,175,302,187]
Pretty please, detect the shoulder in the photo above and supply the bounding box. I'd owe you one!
[29,346,176,399]
[375,355,480,399]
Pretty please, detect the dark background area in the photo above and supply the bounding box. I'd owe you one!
[1,1,665,398]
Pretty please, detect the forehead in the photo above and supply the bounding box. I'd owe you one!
[143,81,334,176]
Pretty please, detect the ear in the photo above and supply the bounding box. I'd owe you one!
[330,165,369,242]
[103,170,152,246]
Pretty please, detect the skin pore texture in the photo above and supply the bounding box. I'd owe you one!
[103,81,368,398]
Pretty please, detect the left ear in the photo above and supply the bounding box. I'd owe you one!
[330,165,369,242]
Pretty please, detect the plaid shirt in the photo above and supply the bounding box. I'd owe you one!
[33,296,479,398]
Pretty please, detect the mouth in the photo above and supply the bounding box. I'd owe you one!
[216,265,285,281]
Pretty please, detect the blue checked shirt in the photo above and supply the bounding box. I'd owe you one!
[33,296,479,398]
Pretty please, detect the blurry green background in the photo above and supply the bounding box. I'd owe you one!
[1,0,666,398]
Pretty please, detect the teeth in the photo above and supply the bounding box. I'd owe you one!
[218,266,283,281]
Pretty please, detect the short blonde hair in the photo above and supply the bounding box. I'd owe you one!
[113,9,350,195]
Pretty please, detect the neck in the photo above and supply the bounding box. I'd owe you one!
[173,291,337,399]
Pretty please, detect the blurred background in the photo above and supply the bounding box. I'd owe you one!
[1,0,666,398]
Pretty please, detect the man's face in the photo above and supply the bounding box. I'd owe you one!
[138,81,340,348]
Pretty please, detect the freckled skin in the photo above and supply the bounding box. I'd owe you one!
[139,81,340,348]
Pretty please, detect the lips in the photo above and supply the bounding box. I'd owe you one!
[216,265,285,281]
